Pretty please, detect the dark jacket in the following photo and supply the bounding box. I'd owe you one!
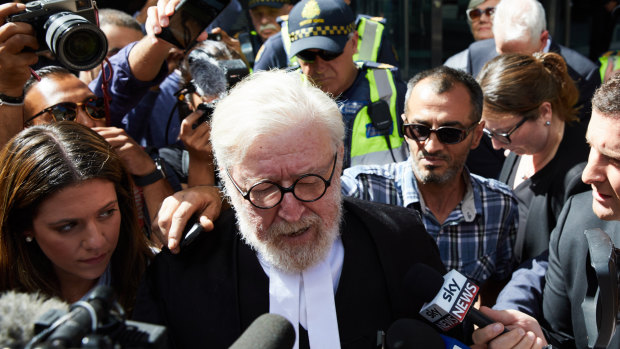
[543,192,620,348]
[498,122,590,263]
[133,197,451,348]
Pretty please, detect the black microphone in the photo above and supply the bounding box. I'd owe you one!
[0,291,69,348]
[405,264,508,334]
[45,285,116,347]
[386,318,445,349]
[386,318,471,349]
[180,214,204,248]
[228,313,295,349]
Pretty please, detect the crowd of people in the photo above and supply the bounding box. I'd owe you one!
[0,0,619,348]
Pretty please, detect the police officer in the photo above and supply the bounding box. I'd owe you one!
[242,0,293,67]
[254,0,399,71]
[282,0,408,169]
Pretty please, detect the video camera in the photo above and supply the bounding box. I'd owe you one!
[7,0,108,71]
[582,228,620,349]
[24,285,167,349]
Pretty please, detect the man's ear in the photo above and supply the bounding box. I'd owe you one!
[350,31,359,54]
[470,120,485,150]
[538,30,549,52]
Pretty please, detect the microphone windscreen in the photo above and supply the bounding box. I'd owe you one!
[0,291,69,347]
[404,263,445,302]
[188,48,227,99]
[386,318,444,349]
[229,313,295,349]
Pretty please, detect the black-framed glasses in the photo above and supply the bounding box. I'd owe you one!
[483,117,528,145]
[296,49,343,63]
[466,7,495,21]
[25,97,106,126]
[225,152,338,209]
[402,122,479,145]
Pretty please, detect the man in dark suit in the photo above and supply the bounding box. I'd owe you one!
[455,0,601,179]
[470,76,620,349]
[132,69,450,349]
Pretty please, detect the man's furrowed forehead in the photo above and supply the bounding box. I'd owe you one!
[406,80,473,127]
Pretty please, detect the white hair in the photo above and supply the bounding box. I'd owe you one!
[210,69,344,171]
[492,0,546,45]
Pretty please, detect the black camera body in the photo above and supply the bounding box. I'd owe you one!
[8,0,107,71]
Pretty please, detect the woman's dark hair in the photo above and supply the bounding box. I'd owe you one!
[478,52,580,123]
[0,122,152,312]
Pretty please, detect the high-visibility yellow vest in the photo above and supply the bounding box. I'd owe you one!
[349,66,407,166]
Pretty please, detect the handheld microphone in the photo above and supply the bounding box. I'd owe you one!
[228,313,295,349]
[386,318,445,349]
[180,214,204,248]
[386,318,471,349]
[0,291,69,348]
[44,285,116,347]
[406,264,508,333]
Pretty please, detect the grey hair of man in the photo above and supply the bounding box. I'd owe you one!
[210,69,344,176]
[404,66,483,123]
[592,74,620,117]
[492,0,546,46]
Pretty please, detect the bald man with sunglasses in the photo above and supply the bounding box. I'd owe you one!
[341,66,518,305]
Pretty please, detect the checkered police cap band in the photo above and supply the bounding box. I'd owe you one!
[289,22,355,42]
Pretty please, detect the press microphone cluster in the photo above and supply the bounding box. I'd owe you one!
[0,286,167,348]
[406,264,507,333]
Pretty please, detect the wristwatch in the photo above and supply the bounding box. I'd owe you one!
[133,157,167,187]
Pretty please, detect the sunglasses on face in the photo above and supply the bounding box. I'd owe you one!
[466,7,495,21]
[402,122,478,144]
[296,49,343,63]
[483,117,528,145]
[25,97,106,126]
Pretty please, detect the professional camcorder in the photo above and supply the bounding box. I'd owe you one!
[8,0,108,71]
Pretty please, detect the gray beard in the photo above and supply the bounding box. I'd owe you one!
[233,191,343,273]
[411,161,458,184]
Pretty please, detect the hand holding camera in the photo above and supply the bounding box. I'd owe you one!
[6,0,108,71]
[0,2,39,95]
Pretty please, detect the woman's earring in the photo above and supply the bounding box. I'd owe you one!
[545,121,551,126]
[25,236,33,243]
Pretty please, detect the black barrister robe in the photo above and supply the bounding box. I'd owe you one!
[133,197,453,348]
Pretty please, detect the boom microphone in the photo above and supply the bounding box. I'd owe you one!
[228,313,295,349]
[0,291,69,348]
[187,48,228,99]
[386,318,471,349]
[406,264,507,333]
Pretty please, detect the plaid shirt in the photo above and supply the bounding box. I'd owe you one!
[341,159,518,285]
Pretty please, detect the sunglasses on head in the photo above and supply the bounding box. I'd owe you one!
[25,97,106,126]
[466,6,495,21]
[402,122,479,144]
[296,49,343,63]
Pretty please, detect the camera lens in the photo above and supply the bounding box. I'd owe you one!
[44,12,108,71]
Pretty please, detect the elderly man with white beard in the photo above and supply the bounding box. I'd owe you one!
[132,70,453,348]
